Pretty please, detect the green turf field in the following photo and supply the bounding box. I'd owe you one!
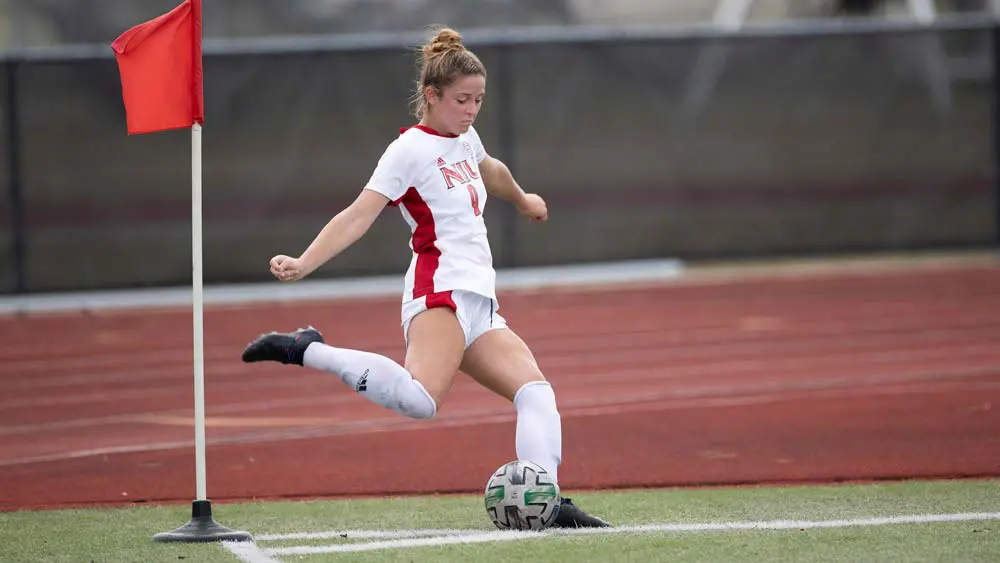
[1,479,998,562]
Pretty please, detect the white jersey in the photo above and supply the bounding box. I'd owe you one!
[363,124,496,302]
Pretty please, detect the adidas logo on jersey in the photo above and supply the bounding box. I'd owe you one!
[436,157,447,167]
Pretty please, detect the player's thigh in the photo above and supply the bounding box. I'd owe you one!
[405,307,466,406]
[460,327,546,402]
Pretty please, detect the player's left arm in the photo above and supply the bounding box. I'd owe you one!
[479,156,548,222]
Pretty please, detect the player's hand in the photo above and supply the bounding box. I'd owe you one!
[517,193,548,222]
[270,255,310,282]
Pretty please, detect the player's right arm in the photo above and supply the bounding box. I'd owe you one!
[270,139,412,282]
[270,189,389,282]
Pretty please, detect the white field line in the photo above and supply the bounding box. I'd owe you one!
[257,528,490,541]
[257,512,1000,556]
[222,540,283,563]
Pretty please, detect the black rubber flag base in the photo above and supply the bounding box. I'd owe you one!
[152,500,254,543]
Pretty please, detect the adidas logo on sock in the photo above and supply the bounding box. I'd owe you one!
[355,369,370,392]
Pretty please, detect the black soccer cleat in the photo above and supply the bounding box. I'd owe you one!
[241,327,324,366]
[551,497,612,528]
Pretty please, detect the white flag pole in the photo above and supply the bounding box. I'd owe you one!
[143,0,248,542]
[152,119,250,544]
[191,121,207,502]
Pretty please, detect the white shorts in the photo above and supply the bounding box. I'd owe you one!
[402,290,507,349]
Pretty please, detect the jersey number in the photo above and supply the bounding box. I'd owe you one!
[466,185,481,216]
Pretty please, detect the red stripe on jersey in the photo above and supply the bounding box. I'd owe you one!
[425,291,456,312]
[398,187,440,298]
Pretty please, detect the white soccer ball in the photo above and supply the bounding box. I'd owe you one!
[484,460,561,531]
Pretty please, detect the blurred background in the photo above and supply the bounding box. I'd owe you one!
[0,0,997,294]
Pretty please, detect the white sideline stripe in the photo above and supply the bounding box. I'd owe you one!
[260,512,1000,555]
[269,530,537,555]
[0,259,684,314]
[257,528,489,541]
[222,540,282,563]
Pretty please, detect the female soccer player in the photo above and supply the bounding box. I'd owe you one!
[242,26,609,528]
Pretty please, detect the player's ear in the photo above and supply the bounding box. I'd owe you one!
[424,85,440,107]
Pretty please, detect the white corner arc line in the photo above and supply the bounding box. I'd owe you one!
[222,540,283,563]
[261,512,1000,555]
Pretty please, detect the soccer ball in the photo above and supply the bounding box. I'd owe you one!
[483,460,560,531]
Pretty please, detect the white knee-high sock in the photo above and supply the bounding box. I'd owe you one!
[513,381,562,484]
[303,343,436,419]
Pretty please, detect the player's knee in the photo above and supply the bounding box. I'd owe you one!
[396,377,438,419]
[513,381,559,414]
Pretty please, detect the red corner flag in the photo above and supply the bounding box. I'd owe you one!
[111,0,204,135]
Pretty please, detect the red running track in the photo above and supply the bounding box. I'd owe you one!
[1,263,999,510]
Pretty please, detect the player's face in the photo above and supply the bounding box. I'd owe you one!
[429,74,485,135]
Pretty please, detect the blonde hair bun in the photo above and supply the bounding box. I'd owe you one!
[423,27,465,60]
